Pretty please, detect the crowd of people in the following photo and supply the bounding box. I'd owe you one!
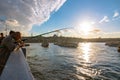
[0,30,25,75]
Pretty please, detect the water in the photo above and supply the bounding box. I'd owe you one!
[26,43,120,80]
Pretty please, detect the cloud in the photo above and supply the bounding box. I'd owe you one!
[112,11,120,21]
[113,11,119,18]
[99,16,109,23]
[90,29,101,33]
[101,32,120,38]
[6,19,20,27]
[0,0,66,36]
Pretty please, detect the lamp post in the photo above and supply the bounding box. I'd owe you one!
[5,23,7,36]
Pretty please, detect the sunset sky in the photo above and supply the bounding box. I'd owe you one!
[0,0,120,38]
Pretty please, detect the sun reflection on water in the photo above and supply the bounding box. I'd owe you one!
[81,43,91,62]
[76,43,98,79]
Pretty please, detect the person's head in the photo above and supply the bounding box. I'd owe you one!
[13,32,21,40]
[9,30,15,35]
[0,33,4,37]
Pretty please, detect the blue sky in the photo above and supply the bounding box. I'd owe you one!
[0,0,120,37]
[31,0,120,38]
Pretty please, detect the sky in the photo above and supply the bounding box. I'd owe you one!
[0,0,120,38]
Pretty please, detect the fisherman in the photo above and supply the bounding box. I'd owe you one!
[14,32,25,49]
[0,33,4,45]
[0,31,24,75]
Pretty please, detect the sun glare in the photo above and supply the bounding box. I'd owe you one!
[80,22,92,35]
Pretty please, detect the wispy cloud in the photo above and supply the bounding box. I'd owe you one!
[99,16,109,23]
[90,29,101,33]
[113,11,119,18]
[112,11,120,21]
[0,0,66,36]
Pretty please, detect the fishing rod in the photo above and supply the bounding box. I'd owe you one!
[36,27,72,37]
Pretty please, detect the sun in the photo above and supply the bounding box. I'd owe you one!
[74,20,95,37]
[80,21,93,35]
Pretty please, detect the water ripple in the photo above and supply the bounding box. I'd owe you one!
[27,43,120,80]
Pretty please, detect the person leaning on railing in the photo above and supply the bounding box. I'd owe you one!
[13,32,25,51]
[0,31,24,75]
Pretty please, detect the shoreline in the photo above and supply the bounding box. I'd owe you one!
[23,37,120,43]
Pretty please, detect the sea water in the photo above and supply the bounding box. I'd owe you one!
[26,43,120,80]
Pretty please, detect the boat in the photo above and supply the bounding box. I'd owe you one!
[25,43,30,46]
[41,39,49,47]
[41,42,49,47]
[55,42,78,48]
[0,48,34,80]
[117,46,120,52]
[105,41,120,47]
